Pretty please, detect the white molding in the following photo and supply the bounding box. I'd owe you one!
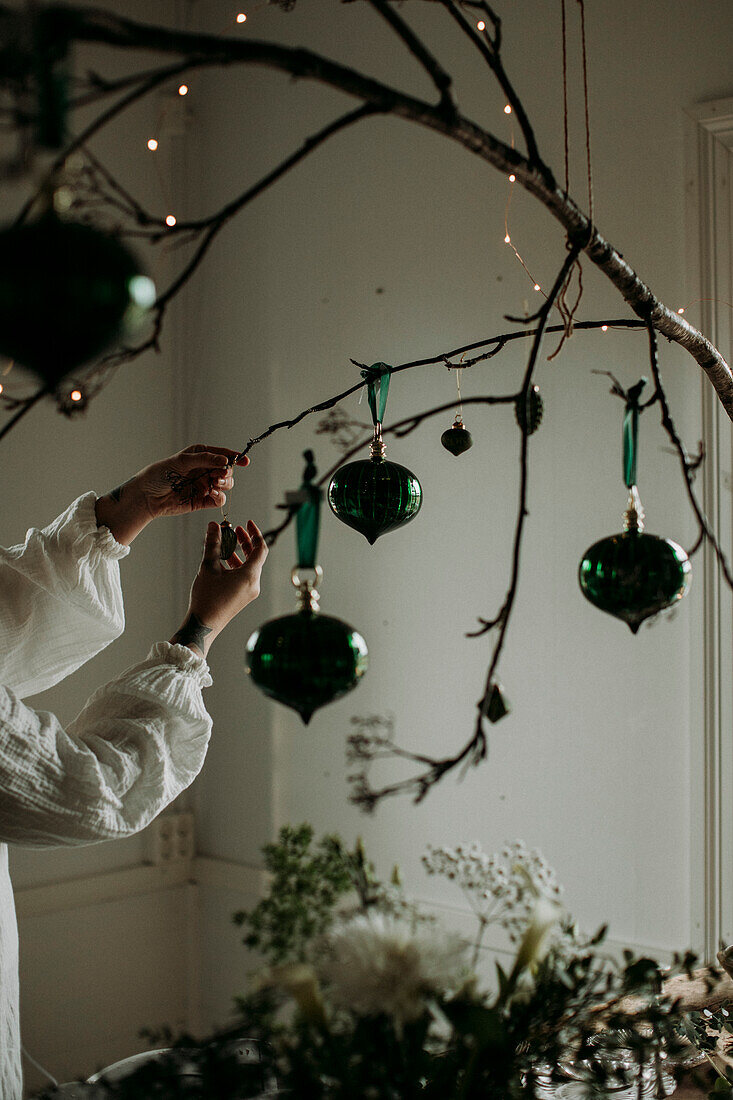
[14,861,193,918]
[687,95,733,959]
[14,855,266,919]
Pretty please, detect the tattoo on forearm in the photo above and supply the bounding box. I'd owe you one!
[171,612,213,653]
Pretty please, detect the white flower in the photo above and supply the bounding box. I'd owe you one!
[319,912,468,1029]
[513,895,563,976]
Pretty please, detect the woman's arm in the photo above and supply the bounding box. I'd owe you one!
[0,444,246,698]
[0,520,267,846]
[0,644,212,846]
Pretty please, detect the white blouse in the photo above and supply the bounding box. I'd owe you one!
[0,493,213,1099]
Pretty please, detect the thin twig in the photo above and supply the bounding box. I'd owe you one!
[645,319,733,588]
[156,103,380,311]
[366,0,455,114]
[440,0,546,172]
[349,244,582,808]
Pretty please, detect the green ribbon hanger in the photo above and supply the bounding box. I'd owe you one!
[361,362,392,426]
[622,378,647,489]
[294,450,322,569]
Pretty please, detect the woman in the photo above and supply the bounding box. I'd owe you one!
[0,443,269,1099]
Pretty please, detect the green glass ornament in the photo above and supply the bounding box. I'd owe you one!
[0,210,155,384]
[441,417,473,456]
[245,567,368,724]
[578,488,691,633]
[328,429,422,545]
[514,385,544,435]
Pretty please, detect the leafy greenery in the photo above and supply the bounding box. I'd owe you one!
[36,827,730,1099]
[232,824,355,963]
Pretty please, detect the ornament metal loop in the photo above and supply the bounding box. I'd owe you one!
[622,485,645,532]
[291,564,323,612]
[370,422,386,461]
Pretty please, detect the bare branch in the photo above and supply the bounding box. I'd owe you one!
[15,3,726,415]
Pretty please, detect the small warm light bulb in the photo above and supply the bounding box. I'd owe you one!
[509,173,516,182]
[0,383,4,395]
[476,20,486,30]
[677,306,685,314]
[504,104,512,114]
[601,324,608,332]
[236,11,247,21]
[178,84,189,96]
[166,214,177,227]
[504,234,511,244]
[533,283,541,291]
[147,138,158,151]
[70,389,83,402]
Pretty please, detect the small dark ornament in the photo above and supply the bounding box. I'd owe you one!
[578,488,691,633]
[441,417,473,456]
[246,567,368,724]
[328,429,422,545]
[0,210,155,384]
[219,520,238,560]
[514,385,544,435]
[482,682,511,724]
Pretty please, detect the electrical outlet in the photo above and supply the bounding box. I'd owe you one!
[146,811,195,865]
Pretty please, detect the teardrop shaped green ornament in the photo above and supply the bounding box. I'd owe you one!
[246,607,368,724]
[579,527,691,633]
[0,211,155,384]
[441,419,473,456]
[328,439,422,545]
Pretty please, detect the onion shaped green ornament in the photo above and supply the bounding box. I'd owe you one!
[0,210,155,384]
[245,566,369,724]
[578,487,691,633]
[441,416,473,456]
[328,427,422,545]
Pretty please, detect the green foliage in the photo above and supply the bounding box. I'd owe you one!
[35,828,732,1099]
[232,823,354,963]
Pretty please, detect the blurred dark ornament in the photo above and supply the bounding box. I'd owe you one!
[220,520,238,560]
[0,211,155,384]
[246,566,368,724]
[328,429,422,544]
[441,417,473,456]
[514,384,544,435]
[482,682,510,723]
[578,487,691,633]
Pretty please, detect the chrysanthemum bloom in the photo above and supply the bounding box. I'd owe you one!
[320,912,468,1029]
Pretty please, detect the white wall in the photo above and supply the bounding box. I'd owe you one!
[0,0,731,1091]
[184,0,732,1030]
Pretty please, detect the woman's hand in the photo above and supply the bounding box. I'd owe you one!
[170,520,268,658]
[95,444,249,545]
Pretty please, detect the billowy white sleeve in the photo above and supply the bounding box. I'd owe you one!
[0,492,129,700]
[0,643,212,847]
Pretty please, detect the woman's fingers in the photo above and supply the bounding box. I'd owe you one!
[202,522,223,567]
[181,445,250,468]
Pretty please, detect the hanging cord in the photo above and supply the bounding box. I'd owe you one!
[455,365,464,422]
[561,0,569,194]
[578,0,594,224]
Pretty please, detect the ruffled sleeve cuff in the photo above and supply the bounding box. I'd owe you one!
[78,492,130,562]
[148,641,213,689]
